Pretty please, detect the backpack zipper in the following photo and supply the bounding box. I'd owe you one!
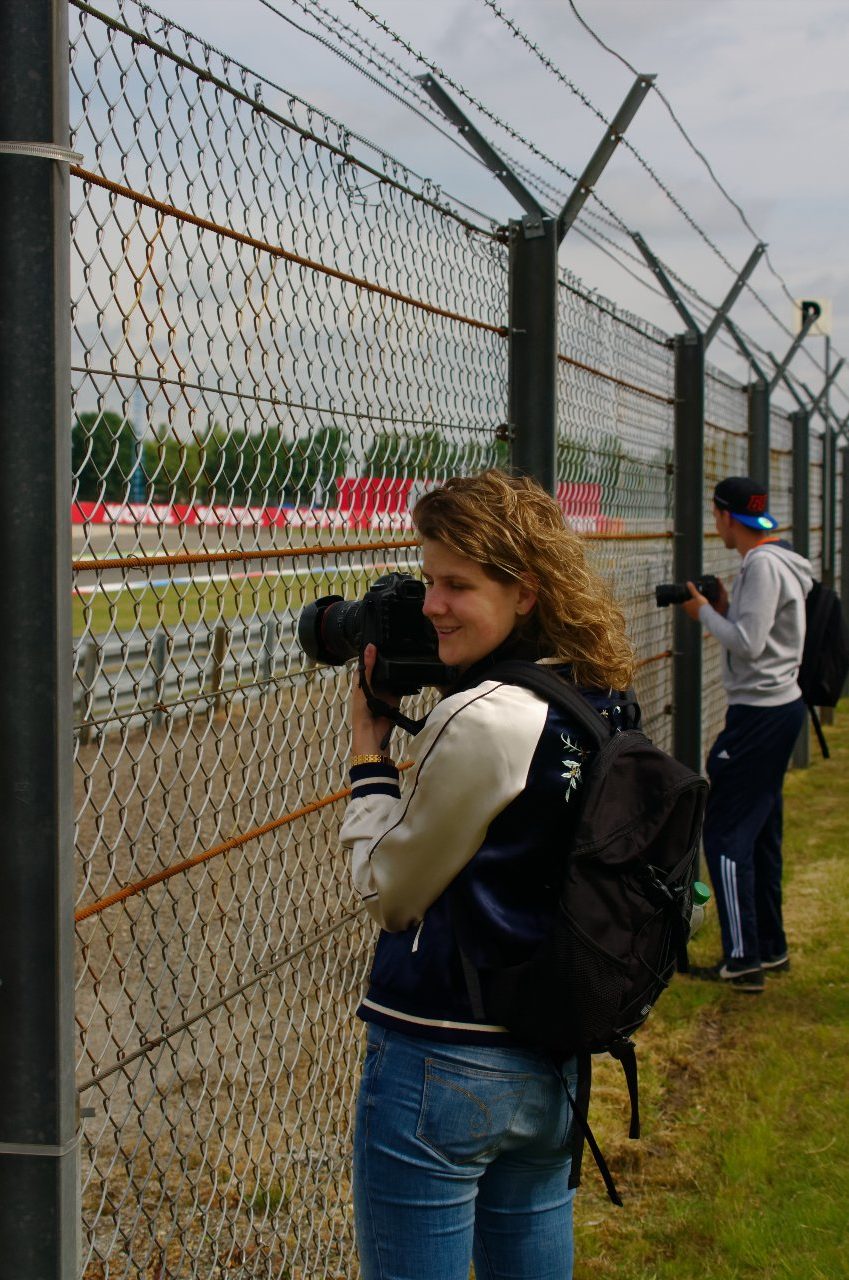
[411,920,424,953]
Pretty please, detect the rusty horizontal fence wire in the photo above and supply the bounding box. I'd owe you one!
[67,3,841,1278]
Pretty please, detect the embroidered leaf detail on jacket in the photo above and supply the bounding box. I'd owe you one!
[560,733,583,800]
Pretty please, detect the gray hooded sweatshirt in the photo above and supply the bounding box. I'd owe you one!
[698,542,813,707]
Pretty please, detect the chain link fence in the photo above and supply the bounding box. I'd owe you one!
[66,3,840,1277]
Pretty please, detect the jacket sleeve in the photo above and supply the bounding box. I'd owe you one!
[339,682,548,932]
[698,555,783,659]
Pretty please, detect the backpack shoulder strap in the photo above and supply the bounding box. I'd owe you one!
[486,659,611,750]
[809,705,830,760]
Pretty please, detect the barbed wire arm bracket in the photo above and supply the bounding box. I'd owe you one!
[766,303,820,394]
[557,75,654,244]
[415,73,546,232]
[723,316,770,383]
[703,243,766,350]
[802,358,844,419]
[630,231,700,334]
[781,361,846,427]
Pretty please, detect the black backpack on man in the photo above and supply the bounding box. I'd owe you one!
[452,660,709,1206]
[797,580,849,758]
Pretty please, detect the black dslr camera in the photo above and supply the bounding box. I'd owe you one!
[655,574,721,608]
[297,572,456,697]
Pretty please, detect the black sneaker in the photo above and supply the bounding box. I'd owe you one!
[689,961,765,993]
[761,952,790,973]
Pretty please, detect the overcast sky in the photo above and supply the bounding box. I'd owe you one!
[128,0,849,416]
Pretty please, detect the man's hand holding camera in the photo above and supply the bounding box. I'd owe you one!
[681,577,728,621]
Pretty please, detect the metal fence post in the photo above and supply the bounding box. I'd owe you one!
[672,330,705,773]
[77,639,99,746]
[260,618,275,685]
[791,410,811,767]
[748,376,770,485]
[822,424,837,591]
[151,631,167,728]
[841,444,849,698]
[508,215,558,495]
[0,1,78,1274]
[210,623,228,712]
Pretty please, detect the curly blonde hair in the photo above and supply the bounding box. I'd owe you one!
[412,469,635,690]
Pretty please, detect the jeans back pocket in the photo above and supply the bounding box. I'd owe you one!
[416,1059,529,1165]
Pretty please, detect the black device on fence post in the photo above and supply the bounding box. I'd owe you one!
[753,300,822,485]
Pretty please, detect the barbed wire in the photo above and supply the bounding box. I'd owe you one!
[255,0,630,272]
[342,0,589,189]
[563,0,848,391]
[479,0,773,299]
[564,0,798,308]
[253,0,498,179]
[338,0,836,388]
[343,0,755,296]
[492,0,829,364]
[242,0,830,399]
[133,0,839,408]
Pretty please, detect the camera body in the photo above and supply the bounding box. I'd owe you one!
[297,572,456,696]
[655,574,721,608]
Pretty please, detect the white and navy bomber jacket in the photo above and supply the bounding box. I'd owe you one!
[339,653,628,1045]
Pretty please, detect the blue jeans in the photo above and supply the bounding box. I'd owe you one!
[353,1024,577,1280]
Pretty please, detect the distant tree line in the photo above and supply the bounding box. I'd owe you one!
[71,413,508,506]
[71,412,659,507]
[72,412,349,507]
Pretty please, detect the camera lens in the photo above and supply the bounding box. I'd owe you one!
[297,595,362,665]
[321,599,363,662]
[655,583,690,608]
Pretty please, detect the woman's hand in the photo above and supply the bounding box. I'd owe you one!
[350,644,400,755]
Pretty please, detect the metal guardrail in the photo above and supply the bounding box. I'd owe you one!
[73,611,299,739]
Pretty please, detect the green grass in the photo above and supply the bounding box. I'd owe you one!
[574,705,849,1279]
[71,565,386,638]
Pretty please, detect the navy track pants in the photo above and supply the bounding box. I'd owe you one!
[703,698,805,967]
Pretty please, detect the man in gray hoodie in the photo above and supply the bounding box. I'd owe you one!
[682,477,812,993]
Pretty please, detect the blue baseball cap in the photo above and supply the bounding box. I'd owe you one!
[713,476,778,531]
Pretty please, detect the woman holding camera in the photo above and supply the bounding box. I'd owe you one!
[340,470,634,1280]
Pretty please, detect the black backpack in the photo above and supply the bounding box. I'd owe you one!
[798,581,849,759]
[452,660,709,1205]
